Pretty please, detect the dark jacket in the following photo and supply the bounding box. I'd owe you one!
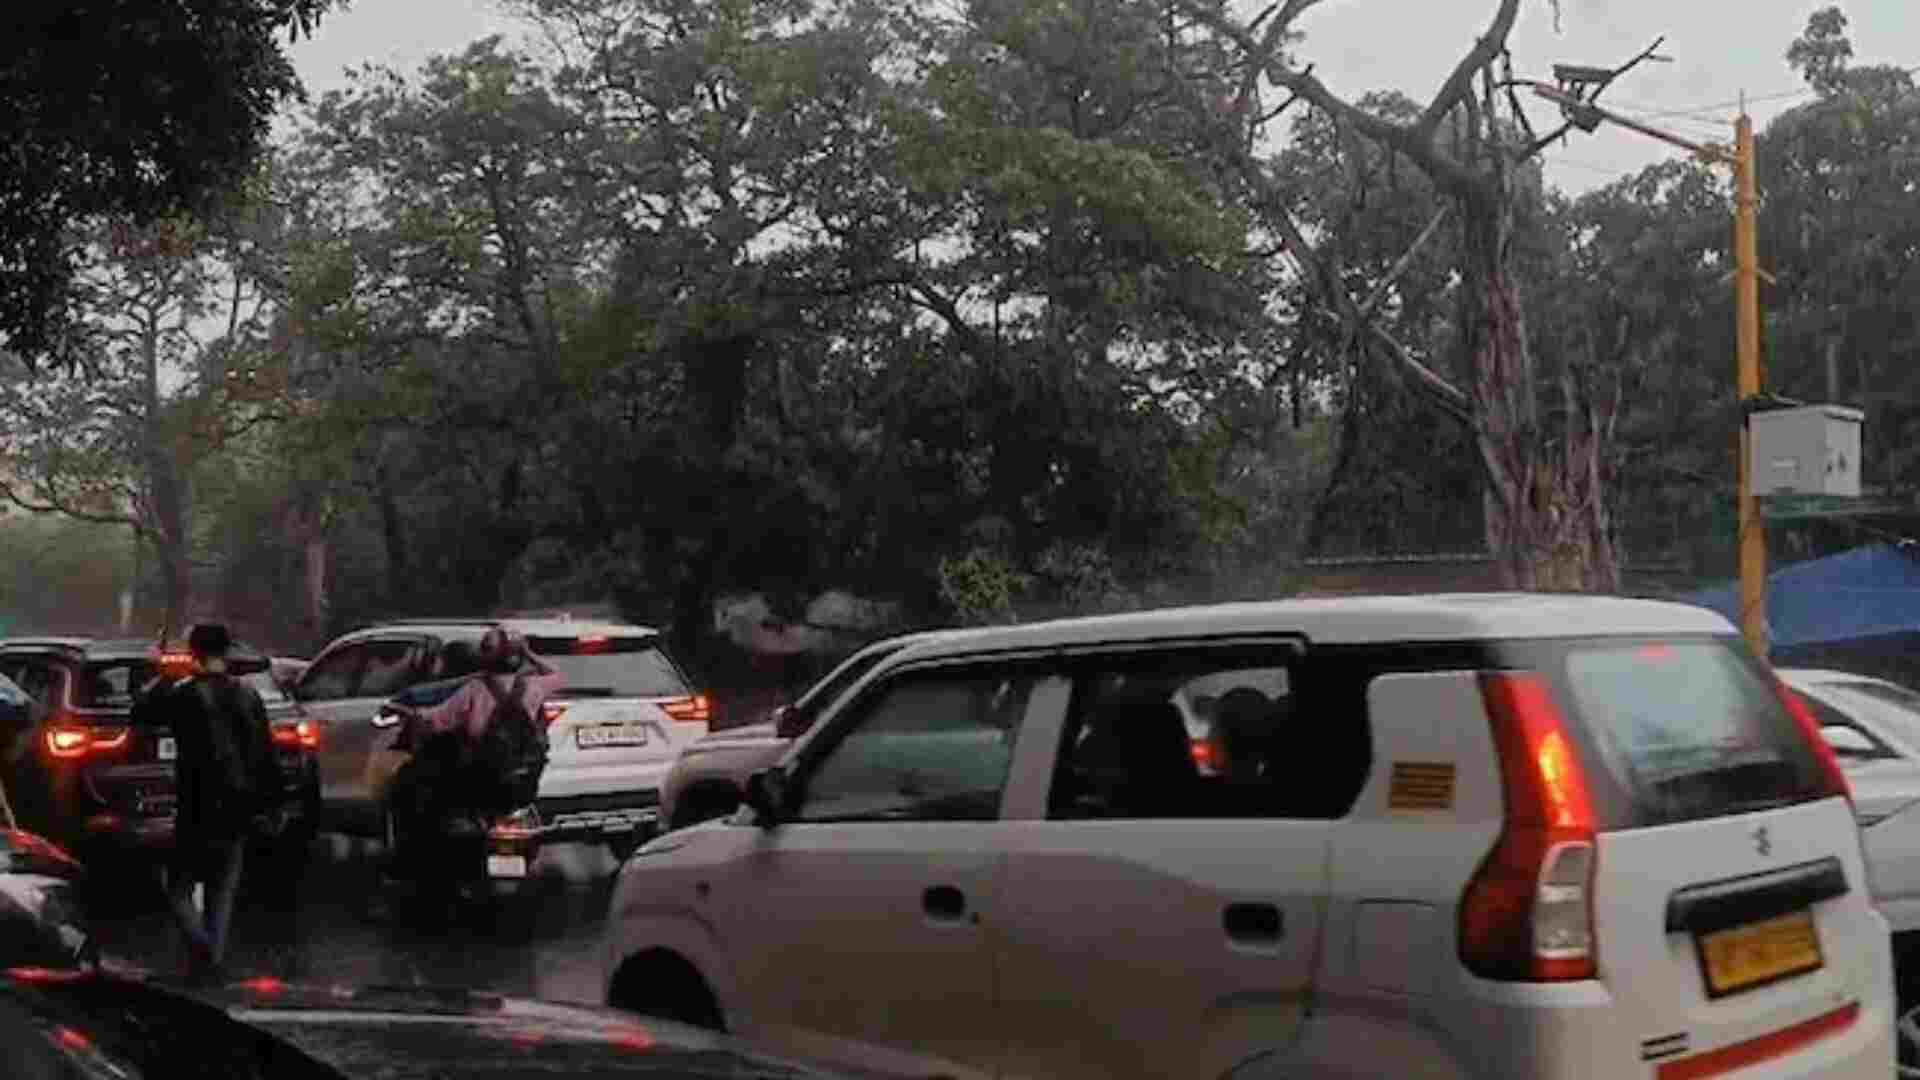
[161,673,281,875]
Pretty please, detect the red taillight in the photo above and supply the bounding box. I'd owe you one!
[1773,676,1852,808]
[1461,672,1599,983]
[576,635,610,655]
[273,720,320,750]
[46,723,130,759]
[661,694,711,725]
[539,702,568,728]
[46,727,90,759]
[1190,738,1220,775]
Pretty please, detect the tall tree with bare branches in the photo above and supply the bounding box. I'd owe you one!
[1182,0,1661,590]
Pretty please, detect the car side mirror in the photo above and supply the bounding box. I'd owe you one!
[743,768,789,829]
[773,704,812,741]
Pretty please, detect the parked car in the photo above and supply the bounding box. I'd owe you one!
[0,827,96,972]
[0,637,317,890]
[605,594,1893,1080]
[294,619,708,863]
[659,630,954,832]
[0,968,854,1080]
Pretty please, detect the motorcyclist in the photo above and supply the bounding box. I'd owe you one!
[386,630,563,877]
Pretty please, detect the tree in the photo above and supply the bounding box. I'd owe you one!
[0,210,288,630]
[2,0,337,370]
[1183,0,1661,590]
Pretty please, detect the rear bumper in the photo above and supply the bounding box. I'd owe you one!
[531,791,662,844]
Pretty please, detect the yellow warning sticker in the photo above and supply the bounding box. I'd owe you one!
[1388,761,1457,811]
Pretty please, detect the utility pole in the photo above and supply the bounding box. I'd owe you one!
[1732,112,1766,657]
[1532,84,1770,657]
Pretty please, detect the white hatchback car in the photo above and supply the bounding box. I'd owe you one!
[602,594,1893,1080]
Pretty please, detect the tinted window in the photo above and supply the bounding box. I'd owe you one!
[795,670,1034,823]
[298,646,364,701]
[526,636,690,698]
[0,674,23,707]
[76,660,156,709]
[1047,651,1350,820]
[0,660,59,707]
[1548,639,1832,826]
[356,640,422,698]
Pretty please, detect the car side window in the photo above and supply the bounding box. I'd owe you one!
[792,669,1036,824]
[298,646,366,702]
[1046,648,1360,821]
[357,639,423,698]
[0,660,59,712]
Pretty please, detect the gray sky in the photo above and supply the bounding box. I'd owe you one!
[288,0,1918,194]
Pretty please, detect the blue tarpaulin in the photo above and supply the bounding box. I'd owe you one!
[1680,543,1920,650]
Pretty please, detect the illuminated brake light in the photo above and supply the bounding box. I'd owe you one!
[539,702,568,727]
[576,635,610,655]
[296,719,318,750]
[1773,676,1852,808]
[89,728,128,752]
[46,728,89,758]
[1190,738,1220,775]
[1460,672,1599,982]
[661,694,711,725]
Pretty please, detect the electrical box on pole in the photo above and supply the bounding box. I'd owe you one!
[1749,404,1863,498]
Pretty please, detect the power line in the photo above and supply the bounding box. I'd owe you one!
[1605,63,1920,127]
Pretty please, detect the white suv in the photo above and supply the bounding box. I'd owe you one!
[602,594,1893,1079]
[296,618,707,855]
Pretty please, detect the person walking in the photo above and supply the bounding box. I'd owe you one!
[161,623,282,983]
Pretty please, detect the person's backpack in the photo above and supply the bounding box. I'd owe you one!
[475,674,549,810]
[188,678,264,813]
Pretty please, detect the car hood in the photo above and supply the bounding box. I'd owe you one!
[180,980,845,1079]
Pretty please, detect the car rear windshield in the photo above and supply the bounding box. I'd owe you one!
[525,636,691,698]
[1525,637,1834,828]
[77,660,158,710]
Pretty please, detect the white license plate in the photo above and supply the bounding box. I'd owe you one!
[577,723,649,749]
[157,738,177,762]
[487,855,527,879]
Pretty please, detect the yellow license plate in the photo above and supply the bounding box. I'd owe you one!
[1697,909,1824,998]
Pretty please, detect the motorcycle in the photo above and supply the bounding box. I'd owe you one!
[366,712,544,932]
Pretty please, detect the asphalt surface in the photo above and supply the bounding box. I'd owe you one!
[89,834,622,1006]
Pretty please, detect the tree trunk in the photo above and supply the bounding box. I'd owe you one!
[375,469,409,606]
[142,315,192,630]
[1461,195,1619,593]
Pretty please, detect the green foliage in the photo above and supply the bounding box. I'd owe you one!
[1,0,337,369]
[937,548,1031,626]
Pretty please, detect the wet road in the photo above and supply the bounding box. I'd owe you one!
[90,835,623,1006]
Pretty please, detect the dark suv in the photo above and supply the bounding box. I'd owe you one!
[0,638,320,882]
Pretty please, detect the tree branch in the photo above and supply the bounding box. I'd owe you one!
[1416,0,1521,141]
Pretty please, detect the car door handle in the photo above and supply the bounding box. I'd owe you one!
[1223,902,1284,944]
[923,885,969,923]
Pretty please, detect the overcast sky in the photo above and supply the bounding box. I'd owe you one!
[287,0,1918,195]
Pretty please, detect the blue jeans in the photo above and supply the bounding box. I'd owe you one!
[166,838,246,971]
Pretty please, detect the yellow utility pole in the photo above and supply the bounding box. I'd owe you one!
[1531,85,1769,656]
[1732,114,1767,657]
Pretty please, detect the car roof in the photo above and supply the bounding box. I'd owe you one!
[0,637,168,659]
[880,594,1735,664]
[337,618,660,645]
